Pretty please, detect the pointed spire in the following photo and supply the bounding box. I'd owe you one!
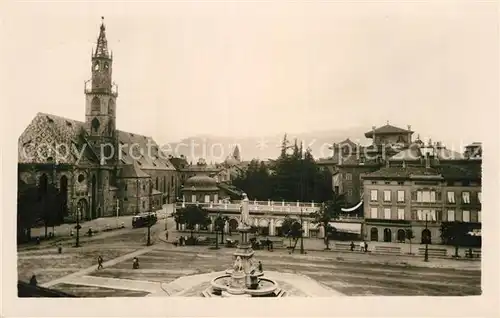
[95,16,110,58]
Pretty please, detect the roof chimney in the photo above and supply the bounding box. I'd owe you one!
[407,125,412,144]
[425,153,430,169]
[372,126,376,144]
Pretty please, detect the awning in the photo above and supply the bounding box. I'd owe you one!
[329,222,362,234]
[341,201,363,212]
[467,229,481,237]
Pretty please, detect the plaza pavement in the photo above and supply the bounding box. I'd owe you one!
[36,243,480,297]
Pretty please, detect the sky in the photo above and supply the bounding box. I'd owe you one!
[3,1,498,148]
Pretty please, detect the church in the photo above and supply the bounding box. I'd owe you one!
[18,20,178,221]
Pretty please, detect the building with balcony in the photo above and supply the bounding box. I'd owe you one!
[361,156,481,245]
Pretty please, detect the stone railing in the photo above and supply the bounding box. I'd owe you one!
[175,201,321,215]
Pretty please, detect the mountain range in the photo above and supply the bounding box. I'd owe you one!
[160,126,371,163]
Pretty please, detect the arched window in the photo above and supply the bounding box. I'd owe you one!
[91,97,100,112]
[108,99,115,115]
[370,227,378,241]
[91,118,100,133]
[397,229,406,243]
[421,229,432,244]
[383,228,392,242]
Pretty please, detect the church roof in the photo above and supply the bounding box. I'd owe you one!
[120,162,150,178]
[18,112,176,171]
[365,124,413,138]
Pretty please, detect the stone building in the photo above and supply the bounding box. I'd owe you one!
[17,20,176,221]
[361,155,481,244]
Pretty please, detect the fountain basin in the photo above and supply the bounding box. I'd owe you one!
[208,274,281,297]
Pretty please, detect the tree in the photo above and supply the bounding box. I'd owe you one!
[309,193,345,249]
[281,216,295,246]
[17,182,42,242]
[405,228,415,255]
[175,205,211,239]
[440,221,469,257]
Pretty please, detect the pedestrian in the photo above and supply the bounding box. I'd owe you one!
[36,237,40,245]
[364,241,368,253]
[57,245,62,254]
[165,230,169,241]
[29,274,38,286]
[258,261,263,272]
[350,241,355,251]
[97,255,104,270]
[132,257,139,269]
[179,236,184,246]
[88,228,93,237]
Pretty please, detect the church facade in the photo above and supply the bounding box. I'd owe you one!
[18,20,177,221]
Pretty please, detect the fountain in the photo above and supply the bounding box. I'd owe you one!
[202,193,284,297]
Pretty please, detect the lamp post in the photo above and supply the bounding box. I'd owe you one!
[300,208,305,254]
[424,213,429,262]
[75,205,81,247]
[116,198,120,228]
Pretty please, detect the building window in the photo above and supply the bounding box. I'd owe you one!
[383,190,391,202]
[370,190,378,201]
[462,210,470,222]
[214,193,218,203]
[447,210,455,222]
[411,210,417,220]
[384,208,391,220]
[477,192,481,204]
[347,189,353,197]
[397,209,405,220]
[371,181,377,185]
[370,207,378,219]
[462,192,471,204]
[397,190,405,202]
[478,211,481,222]
[384,181,390,185]
[397,181,404,185]
[417,190,436,203]
[191,194,196,203]
[447,191,455,204]
[345,173,352,180]
[204,195,210,203]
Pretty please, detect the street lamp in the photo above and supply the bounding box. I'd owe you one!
[75,205,81,247]
[300,208,305,254]
[424,213,429,262]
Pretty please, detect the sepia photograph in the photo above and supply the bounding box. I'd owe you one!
[2,0,499,317]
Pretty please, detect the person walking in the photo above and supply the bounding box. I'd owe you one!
[258,261,263,272]
[165,230,169,241]
[350,241,355,251]
[97,255,104,270]
[364,241,368,253]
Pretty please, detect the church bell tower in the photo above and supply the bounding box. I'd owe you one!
[84,17,118,164]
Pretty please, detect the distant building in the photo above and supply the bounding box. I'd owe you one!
[464,142,482,159]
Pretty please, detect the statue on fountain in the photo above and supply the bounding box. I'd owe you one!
[233,256,243,272]
[239,193,250,229]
